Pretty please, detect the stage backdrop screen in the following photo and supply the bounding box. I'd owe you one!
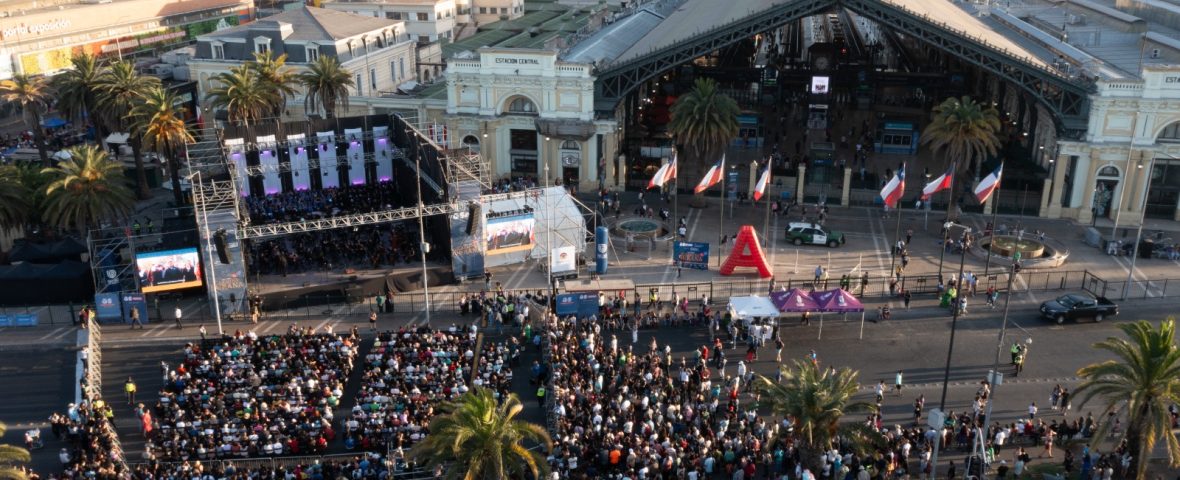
[485,214,536,255]
[136,248,203,293]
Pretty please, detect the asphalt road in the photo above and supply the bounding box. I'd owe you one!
[0,347,81,474]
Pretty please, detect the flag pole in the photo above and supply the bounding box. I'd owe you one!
[887,163,905,280]
[718,159,726,268]
[983,162,1003,276]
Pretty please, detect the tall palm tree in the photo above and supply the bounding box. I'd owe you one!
[15,163,51,227]
[52,53,108,137]
[668,78,739,205]
[41,145,135,234]
[754,360,883,472]
[0,422,31,480]
[299,55,354,119]
[0,74,54,167]
[0,166,30,232]
[207,64,276,127]
[409,387,552,480]
[132,85,194,207]
[96,61,161,199]
[921,96,1001,212]
[1074,319,1180,480]
[250,51,298,122]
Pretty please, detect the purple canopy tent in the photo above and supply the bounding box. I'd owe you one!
[811,288,867,340]
[770,288,819,312]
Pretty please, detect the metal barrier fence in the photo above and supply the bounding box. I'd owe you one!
[1083,274,1180,300]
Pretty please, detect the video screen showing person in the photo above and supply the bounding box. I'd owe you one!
[136,248,203,293]
[485,214,536,255]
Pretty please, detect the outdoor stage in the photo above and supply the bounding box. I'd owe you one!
[251,262,454,309]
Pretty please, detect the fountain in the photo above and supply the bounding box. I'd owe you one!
[974,234,1068,268]
[610,217,669,239]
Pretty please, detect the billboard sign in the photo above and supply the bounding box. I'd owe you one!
[94,293,122,320]
[136,247,203,293]
[551,245,576,273]
[811,76,830,94]
[674,241,710,270]
[555,292,599,318]
[485,212,535,255]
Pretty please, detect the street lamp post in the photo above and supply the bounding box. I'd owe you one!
[413,145,431,325]
[924,171,932,231]
[930,226,971,480]
[1121,153,1168,299]
[975,263,1021,480]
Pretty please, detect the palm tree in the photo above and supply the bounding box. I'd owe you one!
[1074,319,1180,480]
[0,166,30,232]
[15,163,51,227]
[96,60,161,199]
[920,96,1001,212]
[250,51,298,122]
[0,74,54,167]
[132,85,194,207]
[52,53,108,137]
[668,78,739,205]
[207,64,276,127]
[41,145,135,234]
[299,55,354,119]
[0,422,31,480]
[754,360,883,472]
[409,387,552,480]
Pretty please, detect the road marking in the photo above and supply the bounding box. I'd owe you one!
[140,324,165,337]
[152,326,172,337]
[1108,254,1158,298]
[315,318,332,332]
[867,209,895,309]
[38,327,68,341]
[261,320,281,333]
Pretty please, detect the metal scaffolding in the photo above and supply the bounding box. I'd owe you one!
[592,0,1094,134]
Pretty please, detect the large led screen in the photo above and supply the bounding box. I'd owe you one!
[136,248,203,293]
[485,214,536,255]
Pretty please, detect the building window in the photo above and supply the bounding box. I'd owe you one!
[211,43,224,59]
[254,38,270,55]
[462,135,480,153]
[399,58,405,79]
[391,61,397,83]
[387,11,401,19]
[507,97,537,115]
[479,7,487,14]
[306,47,319,62]
[1159,122,1180,143]
[370,67,377,90]
[418,35,429,43]
[416,12,428,21]
[560,140,580,150]
[356,74,363,96]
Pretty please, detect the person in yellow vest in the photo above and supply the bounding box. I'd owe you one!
[124,377,137,405]
[535,385,545,408]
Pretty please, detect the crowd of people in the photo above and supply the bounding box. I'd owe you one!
[243,183,406,225]
[143,328,357,461]
[543,312,792,479]
[46,399,126,480]
[485,176,540,194]
[347,326,479,451]
[246,223,428,276]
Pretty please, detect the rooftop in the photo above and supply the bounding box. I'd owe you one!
[440,0,606,59]
[201,6,399,42]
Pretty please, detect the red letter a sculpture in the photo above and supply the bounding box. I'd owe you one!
[720,225,772,278]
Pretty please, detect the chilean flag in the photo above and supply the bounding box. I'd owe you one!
[694,155,726,194]
[753,165,771,201]
[879,164,906,208]
[648,153,677,189]
[921,163,955,200]
[974,163,1004,203]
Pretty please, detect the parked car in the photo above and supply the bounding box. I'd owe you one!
[785,222,845,248]
[1040,293,1118,324]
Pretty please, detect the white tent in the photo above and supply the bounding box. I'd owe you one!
[105,132,130,144]
[728,295,780,319]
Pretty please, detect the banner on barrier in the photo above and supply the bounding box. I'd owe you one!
[555,292,598,318]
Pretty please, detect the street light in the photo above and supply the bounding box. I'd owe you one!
[930,225,972,480]
[924,170,932,230]
[1121,152,1172,299]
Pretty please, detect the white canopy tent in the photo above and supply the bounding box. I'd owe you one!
[728,295,781,343]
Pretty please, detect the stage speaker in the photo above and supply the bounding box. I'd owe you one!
[213,229,231,264]
[466,203,480,235]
